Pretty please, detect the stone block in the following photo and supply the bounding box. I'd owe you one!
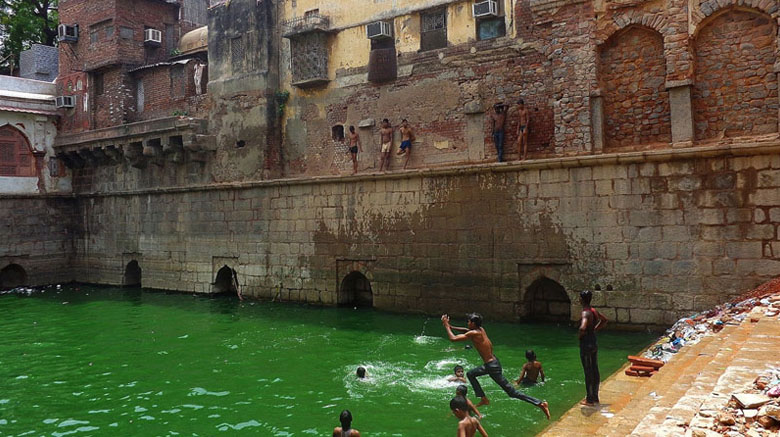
[629,308,665,324]
[745,224,775,240]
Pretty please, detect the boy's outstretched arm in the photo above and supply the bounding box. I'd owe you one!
[442,314,470,342]
[467,398,483,419]
[515,366,527,385]
[476,419,488,437]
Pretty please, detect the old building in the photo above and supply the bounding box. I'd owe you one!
[2,0,778,327]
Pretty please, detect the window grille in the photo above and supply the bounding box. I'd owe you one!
[421,9,447,51]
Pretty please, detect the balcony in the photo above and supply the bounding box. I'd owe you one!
[282,13,331,38]
[54,116,216,169]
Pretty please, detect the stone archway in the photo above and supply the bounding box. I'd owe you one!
[212,265,236,295]
[525,277,570,322]
[0,263,27,290]
[339,271,373,307]
[123,260,142,287]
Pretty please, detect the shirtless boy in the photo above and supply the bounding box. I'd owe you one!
[450,396,488,437]
[579,289,608,406]
[397,119,415,169]
[449,365,467,383]
[515,349,545,385]
[442,313,550,419]
[333,409,361,437]
[346,126,363,174]
[516,99,530,160]
[379,119,393,172]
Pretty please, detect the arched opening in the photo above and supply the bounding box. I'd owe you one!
[0,125,38,177]
[693,8,777,140]
[0,263,27,290]
[598,25,671,149]
[525,277,570,322]
[123,260,142,287]
[213,265,236,295]
[339,271,373,307]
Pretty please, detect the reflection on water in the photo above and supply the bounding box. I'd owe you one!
[0,285,654,436]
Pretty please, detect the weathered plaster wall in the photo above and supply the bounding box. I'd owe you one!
[67,145,780,329]
[0,195,78,288]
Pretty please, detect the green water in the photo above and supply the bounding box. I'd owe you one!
[0,285,654,436]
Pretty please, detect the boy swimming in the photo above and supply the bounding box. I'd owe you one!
[450,396,488,437]
[448,365,467,383]
[515,349,545,385]
[456,384,483,419]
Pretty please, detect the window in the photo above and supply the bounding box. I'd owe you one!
[421,9,447,51]
[120,26,134,39]
[231,36,244,73]
[477,17,505,40]
[165,24,175,53]
[105,25,114,38]
[331,125,344,141]
[136,79,144,113]
[94,72,104,96]
[90,31,99,44]
[0,126,36,177]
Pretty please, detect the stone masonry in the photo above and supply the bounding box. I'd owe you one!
[3,143,775,329]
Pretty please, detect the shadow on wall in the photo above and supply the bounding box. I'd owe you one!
[0,263,27,290]
[123,260,142,287]
[340,271,373,308]
[525,277,570,322]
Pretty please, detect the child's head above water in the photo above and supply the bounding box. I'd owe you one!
[356,366,366,379]
[450,396,469,418]
[456,384,468,397]
[453,365,464,378]
[526,349,537,362]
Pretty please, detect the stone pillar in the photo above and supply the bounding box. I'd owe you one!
[590,89,604,153]
[775,61,780,133]
[666,79,695,146]
[464,100,486,162]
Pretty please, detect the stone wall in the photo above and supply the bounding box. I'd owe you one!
[0,195,78,288]
[599,26,671,149]
[66,145,780,329]
[693,9,778,141]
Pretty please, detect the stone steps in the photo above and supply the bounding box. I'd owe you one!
[539,307,780,437]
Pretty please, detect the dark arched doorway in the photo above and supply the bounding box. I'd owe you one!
[339,271,373,307]
[526,277,570,322]
[213,265,237,295]
[123,260,142,287]
[0,263,27,290]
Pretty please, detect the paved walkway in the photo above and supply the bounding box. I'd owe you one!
[539,306,780,437]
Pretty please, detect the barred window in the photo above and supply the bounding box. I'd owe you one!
[421,9,447,51]
[231,36,244,74]
[0,126,36,177]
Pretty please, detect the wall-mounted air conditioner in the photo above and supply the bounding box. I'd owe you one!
[366,21,392,39]
[473,0,499,17]
[55,96,76,108]
[57,24,79,43]
[144,28,162,46]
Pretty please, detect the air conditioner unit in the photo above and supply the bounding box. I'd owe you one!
[144,28,162,46]
[55,96,76,108]
[366,21,392,39]
[473,0,499,17]
[57,24,79,43]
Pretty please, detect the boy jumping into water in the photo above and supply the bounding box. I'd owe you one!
[448,365,467,383]
[451,396,488,437]
[455,384,483,419]
[515,349,545,385]
[441,313,550,419]
[579,289,608,406]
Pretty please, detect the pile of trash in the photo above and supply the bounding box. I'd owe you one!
[688,367,780,436]
[0,284,62,296]
[643,279,780,364]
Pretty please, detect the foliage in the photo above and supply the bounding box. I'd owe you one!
[275,90,290,118]
[0,0,58,66]
[172,110,189,117]
[170,48,181,57]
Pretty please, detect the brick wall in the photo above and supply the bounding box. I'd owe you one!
[599,26,672,149]
[64,146,780,329]
[93,67,135,129]
[130,62,209,122]
[0,196,78,287]
[693,9,778,141]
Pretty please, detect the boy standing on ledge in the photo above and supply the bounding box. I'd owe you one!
[441,313,550,419]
